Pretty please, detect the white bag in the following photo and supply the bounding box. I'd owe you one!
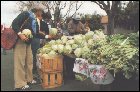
[73,58,89,77]
[89,65,114,85]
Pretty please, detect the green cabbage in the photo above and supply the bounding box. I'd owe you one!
[93,30,106,40]
[48,50,57,55]
[74,48,82,58]
[48,40,56,45]
[64,45,72,54]
[57,44,64,53]
[40,47,52,54]
[49,28,58,35]
[51,45,58,51]
[42,54,49,58]
[61,35,68,44]
[72,44,79,50]
[67,40,75,45]
[81,46,91,58]
[85,31,94,40]
[88,39,94,46]
[74,34,83,44]
[22,29,33,38]
[56,39,62,44]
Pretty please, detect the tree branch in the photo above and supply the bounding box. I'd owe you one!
[107,1,110,9]
[60,1,67,10]
[99,1,107,7]
[71,1,83,17]
[61,1,74,19]
[111,1,120,15]
[94,1,110,14]
[94,1,105,10]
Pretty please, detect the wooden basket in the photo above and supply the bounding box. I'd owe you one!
[41,72,63,88]
[40,55,63,72]
[38,55,64,88]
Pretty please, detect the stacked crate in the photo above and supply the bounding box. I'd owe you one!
[38,55,63,88]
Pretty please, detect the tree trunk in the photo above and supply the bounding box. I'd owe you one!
[107,14,115,35]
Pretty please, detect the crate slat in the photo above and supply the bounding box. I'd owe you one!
[37,55,64,89]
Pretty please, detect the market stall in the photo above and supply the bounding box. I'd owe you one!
[37,29,139,89]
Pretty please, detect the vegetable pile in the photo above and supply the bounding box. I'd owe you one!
[38,30,139,79]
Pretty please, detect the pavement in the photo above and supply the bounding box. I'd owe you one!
[1,49,101,91]
[1,49,139,91]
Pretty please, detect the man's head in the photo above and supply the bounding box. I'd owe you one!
[72,15,81,24]
[31,4,45,20]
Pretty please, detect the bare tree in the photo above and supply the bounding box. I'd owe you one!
[17,1,83,26]
[93,1,120,35]
[17,1,36,12]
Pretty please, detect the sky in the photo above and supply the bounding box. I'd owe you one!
[1,1,107,27]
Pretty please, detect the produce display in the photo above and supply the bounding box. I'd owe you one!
[86,32,139,79]
[37,30,139,79]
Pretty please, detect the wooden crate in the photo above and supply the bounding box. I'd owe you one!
[40,55,63,72]
[38,55,64,88]
[41,72,63,88]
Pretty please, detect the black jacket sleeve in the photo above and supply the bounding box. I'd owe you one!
[40,20,49,35]
[12,11,30,34]
[34,20,49,39]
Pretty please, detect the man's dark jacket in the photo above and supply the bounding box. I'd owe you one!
[12,11,49,39]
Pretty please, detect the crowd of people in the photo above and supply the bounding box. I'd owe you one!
[1,4,90,91]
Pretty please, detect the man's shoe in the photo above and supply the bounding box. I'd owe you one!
[27,80,38,86]
[14,84,31,91]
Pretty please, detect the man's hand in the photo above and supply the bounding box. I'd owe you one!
[39,31,45,36]
[18,34,29,41]
[48,35,56,39]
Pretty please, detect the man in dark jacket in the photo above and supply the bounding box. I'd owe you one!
[12,4,53,91]
[31,11,52,77]
[39,11,52,47]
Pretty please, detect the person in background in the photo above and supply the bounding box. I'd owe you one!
[39,11,52,48]
[57,20,63,33]
[68,14,86,36]
[64,15,87,80]
[55,19,63,39]
[12,4,54,91]
[31,10,55,78]
[84,21,90,32]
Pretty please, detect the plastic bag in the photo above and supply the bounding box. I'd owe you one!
[89,65,114,85]
[73,58,89,77]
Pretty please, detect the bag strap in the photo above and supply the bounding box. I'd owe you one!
[19,17,30,31]
[10,17,30,32]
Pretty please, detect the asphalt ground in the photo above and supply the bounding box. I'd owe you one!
[1,49,100,91]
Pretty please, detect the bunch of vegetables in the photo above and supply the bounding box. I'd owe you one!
[22,29,33,38]
[84,32,139,79]
[38,30,104,56]
[37,29,139,79]
[49,28,58,35]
